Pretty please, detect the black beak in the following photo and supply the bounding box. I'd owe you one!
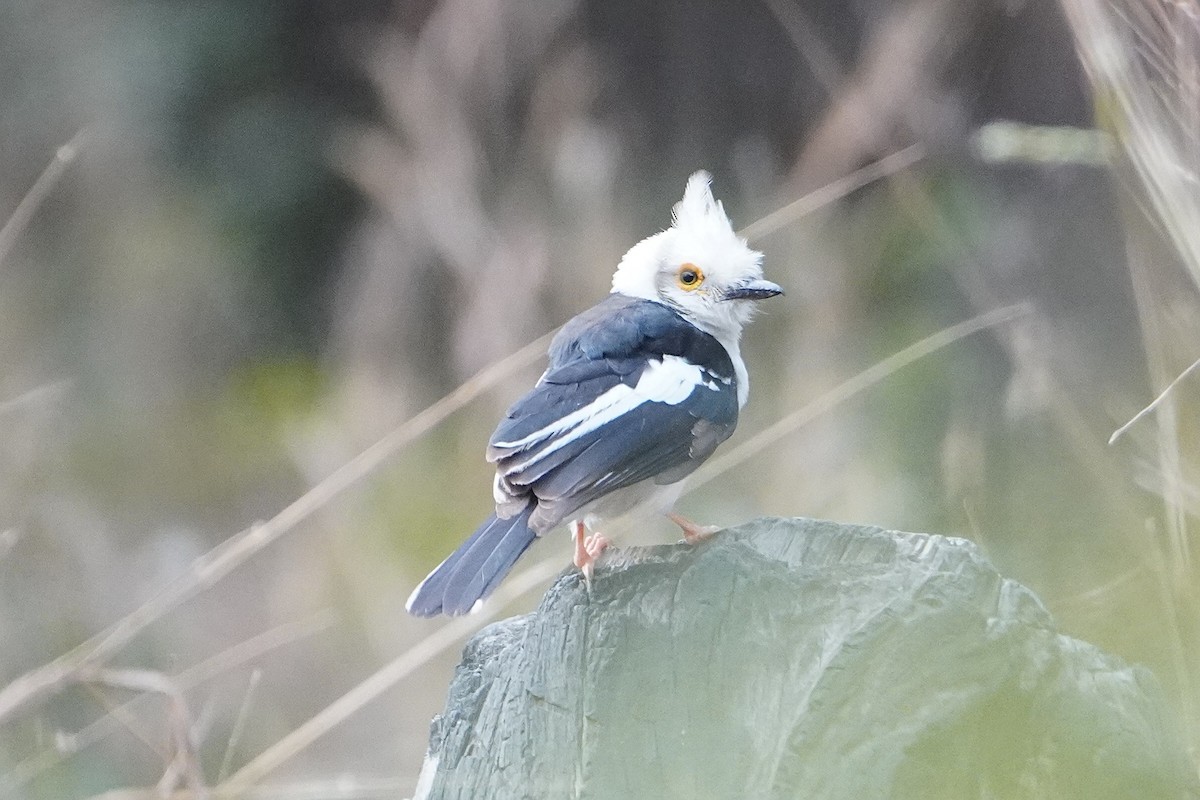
[722,279,784,301]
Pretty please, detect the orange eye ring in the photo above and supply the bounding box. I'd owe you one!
[676,263,704,290]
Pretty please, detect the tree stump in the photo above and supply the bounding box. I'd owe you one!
[414,516,1196,800]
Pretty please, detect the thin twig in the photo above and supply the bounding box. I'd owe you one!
[84,776,409,800]
[79,681,169,762]
[0,128,88,268]
[0,528,24,563]
[737,144,925,241]
[177,613,336,687]
[0,332,554,726]
[219,557,566,794]
[79,668,208,800]
[684,303,1032,494]
[218,669,261,783]
[3,613,334,791]
[0,379,72,417]
[760,0,843,95]
[1108,354,1200,444]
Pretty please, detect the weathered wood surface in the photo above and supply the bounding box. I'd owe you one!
[414,517,1196,800]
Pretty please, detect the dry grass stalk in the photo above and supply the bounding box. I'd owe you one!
[684,303,1032,495]
[0,330,555,726]
[78,668,208,800]
[4,614,332,792]
[0,128,88,269]
[1061,0,1200,750]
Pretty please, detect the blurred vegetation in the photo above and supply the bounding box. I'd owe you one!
[0,0,1197,796]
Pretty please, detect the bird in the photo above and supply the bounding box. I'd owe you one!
[406,171,782,617]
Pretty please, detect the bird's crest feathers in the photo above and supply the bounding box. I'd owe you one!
[610,171,766,350]
[671,171,737,242]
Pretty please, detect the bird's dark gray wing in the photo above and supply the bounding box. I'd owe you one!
[486,296,739,527]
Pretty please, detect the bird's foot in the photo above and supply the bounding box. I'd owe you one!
[667,512,721,545]
[572,521,611,589]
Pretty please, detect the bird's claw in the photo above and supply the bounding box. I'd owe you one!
[667,512,721,544]
[572,522,610,591]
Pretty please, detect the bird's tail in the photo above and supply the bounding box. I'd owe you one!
[405,503,538,617]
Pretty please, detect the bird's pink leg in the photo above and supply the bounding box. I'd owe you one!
[572,519,610,585]
[667,512,721,544]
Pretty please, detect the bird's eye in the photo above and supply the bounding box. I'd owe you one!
[676,263,704,290]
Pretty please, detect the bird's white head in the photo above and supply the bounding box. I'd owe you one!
[610,171,782,345]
